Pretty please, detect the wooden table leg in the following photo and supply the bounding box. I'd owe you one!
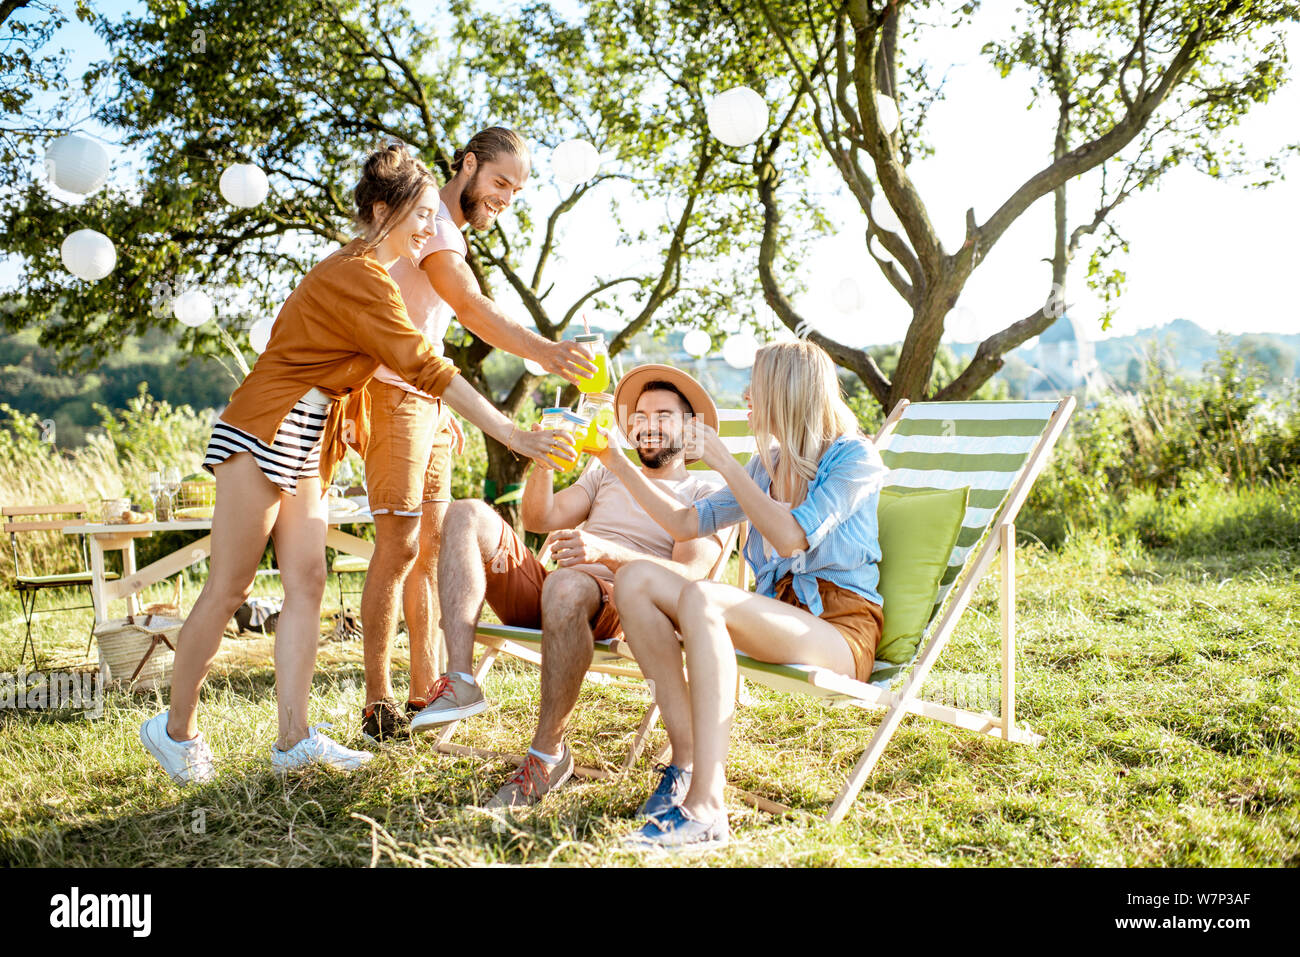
[87,537,109,625]
[122,539,140,617]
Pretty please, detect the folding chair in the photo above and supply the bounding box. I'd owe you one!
[431,409,756,780]
[3,503,120,669]
[705,397,1076,822]
[331,553,369,610]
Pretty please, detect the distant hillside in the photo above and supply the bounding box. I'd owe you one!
[0,327,237,446]
[949,318,1299,396]
[1091,319,1300,382]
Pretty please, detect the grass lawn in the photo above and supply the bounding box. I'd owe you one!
[1,534,1296,867]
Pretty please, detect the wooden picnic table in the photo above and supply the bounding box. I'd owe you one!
[63,504,375,624]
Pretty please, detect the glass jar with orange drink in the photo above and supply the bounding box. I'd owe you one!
[576,392,616,453]
[539,407,581,470]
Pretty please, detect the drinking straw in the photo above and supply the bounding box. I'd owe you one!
[582,311,591,336]
[555,387,561,407]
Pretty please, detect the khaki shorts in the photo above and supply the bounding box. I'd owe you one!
[481,516,622,641]
[772,574,883,684]
[364,380,455,515]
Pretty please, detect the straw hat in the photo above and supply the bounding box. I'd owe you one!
[613,364,719,465]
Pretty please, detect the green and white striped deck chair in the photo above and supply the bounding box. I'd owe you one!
[432,409,757,779]
[730,397,1075,822]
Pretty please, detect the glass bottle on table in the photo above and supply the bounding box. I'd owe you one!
[149,470,169,522]
[574,333,610,394]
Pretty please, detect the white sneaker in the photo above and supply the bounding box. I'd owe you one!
[139,711,216,785]
[271,725,373,775]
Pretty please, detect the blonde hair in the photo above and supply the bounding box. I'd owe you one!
[750,340,861,505]
[353,143,437,249]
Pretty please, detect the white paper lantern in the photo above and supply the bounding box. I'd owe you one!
[875,94,900,134]
[524,358,547,376]
[219,163,269,208]
[832,278,862,313]
[45,135,110,196]
[682,329,712,358]
[722,332,759,369]
[550,140,600,186]
[248,317,276,354]
[173,289,215,327]
[871,194,902,233]
[60,229,116,281]
[706,87,768,147]
[945,305,979,343]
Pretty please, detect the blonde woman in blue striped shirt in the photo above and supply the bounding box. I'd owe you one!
[597,340,888,850]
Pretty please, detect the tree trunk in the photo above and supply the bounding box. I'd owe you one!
[889,282,961,406]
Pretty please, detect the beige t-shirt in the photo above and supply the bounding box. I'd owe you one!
[561,464,724,582]
[373,200,467,398]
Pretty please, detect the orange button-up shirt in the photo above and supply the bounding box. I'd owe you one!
[220,238,459,488]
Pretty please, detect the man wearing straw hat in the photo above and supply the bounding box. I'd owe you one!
[416,365,724,809]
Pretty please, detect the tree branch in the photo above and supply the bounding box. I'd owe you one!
[978,16,1212,256]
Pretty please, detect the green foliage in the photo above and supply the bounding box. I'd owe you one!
[1022,346,1300,547]
[0,325,236,446]
[0,0,71,193]
[92,383,210,478]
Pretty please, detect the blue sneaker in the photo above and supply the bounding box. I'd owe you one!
[624,805,729,852]
[637,763,691,819]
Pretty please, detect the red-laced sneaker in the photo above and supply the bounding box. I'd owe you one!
[409,674,488,733]
[483,746,575,810]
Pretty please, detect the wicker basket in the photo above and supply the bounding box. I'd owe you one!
[176,479,216,510]
[94,614,181,692]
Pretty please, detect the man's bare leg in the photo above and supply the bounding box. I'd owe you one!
[360,513,420,705]
[436,499,503,676]
[530,568,603,756]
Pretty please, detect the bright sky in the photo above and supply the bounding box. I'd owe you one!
[6,1,1298,350]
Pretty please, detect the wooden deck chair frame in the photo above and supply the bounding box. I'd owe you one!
[431,409,755,782]
[710,396,1077,822]
[3,503,118,669]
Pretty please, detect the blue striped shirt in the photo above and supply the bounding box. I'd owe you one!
[694,434,888,614]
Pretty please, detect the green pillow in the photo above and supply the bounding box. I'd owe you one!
[875,485,970,664]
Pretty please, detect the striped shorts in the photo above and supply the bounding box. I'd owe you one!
[203,394,328,495]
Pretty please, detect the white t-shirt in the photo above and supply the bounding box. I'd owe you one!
[563,464,724,582]
[374,200,468,398]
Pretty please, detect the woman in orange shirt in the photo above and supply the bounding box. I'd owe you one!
[139,145,575,784]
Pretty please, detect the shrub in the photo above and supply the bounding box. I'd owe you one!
[1021,345,1300,549]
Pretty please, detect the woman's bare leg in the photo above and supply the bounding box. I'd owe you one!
[167,453,280,741]
[675,581,856,820]
[269,475,328,751]
[612,561,697,769]
[407,500,448,700]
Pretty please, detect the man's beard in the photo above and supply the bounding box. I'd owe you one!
[637,436,683,469]
[459,169,496,231]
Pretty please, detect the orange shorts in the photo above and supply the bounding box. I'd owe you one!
[772,574,883,684]
[364,380,455,515]
[481,517,623,641]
